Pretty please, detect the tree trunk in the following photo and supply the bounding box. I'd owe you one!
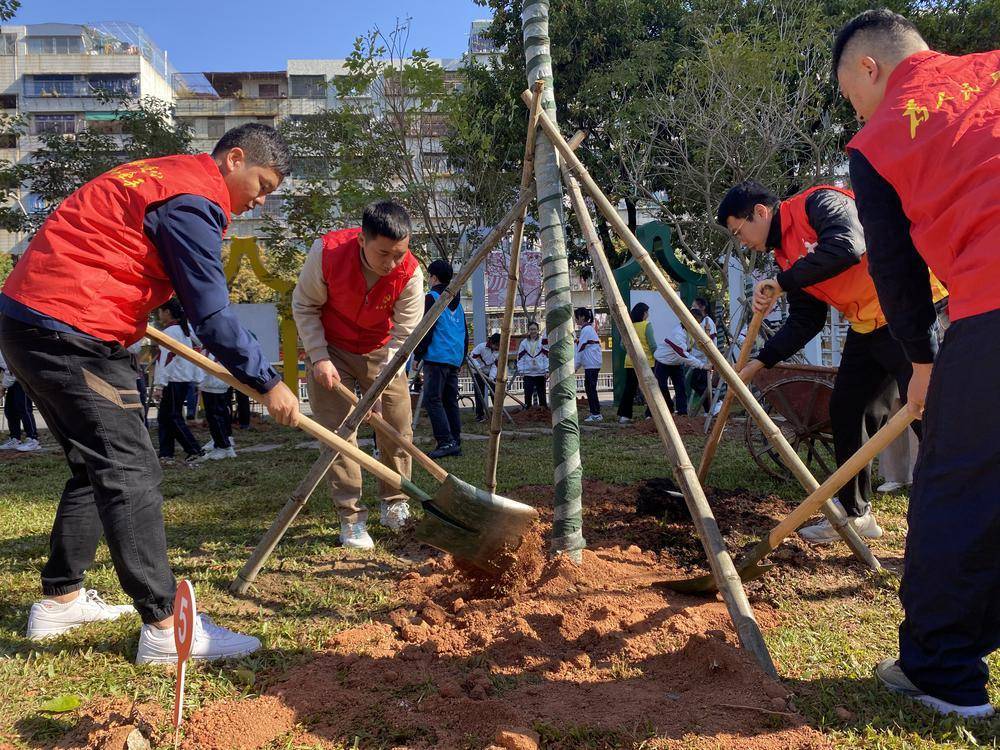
[625,196,638,234]
[521,0,585,560]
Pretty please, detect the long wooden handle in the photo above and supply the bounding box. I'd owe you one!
[697,306,767,482]
[330,381,448,483]
[767,407,915,547]
[145,327,409,492]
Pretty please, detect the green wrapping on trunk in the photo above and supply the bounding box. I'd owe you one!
[521,0,585,559]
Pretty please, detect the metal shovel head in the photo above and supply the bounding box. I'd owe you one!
[415,474,539,572]
[656,539,776,594]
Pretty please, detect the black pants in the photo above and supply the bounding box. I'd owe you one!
[617,368,650,419]
[899,308,1000,707]
[4,380,38,439]
[135,373,148,427]
[423,362,461,447]
[689,368,710,414]
[157,382,201,458]
[584,368,601,415]
[202,391,232,449]
[831,326,915,517]
[472,372,491,420]
[654,362,687,415]
[0,315,175,623]
[522,375,547,409]
[234,389,251,428]
[184,382,198,420]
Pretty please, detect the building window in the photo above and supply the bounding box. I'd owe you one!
[289,75,325,98]
[26,75,78,97]
[32,114,78,135]
[258,83,280,98]
[87,74,139,98]
[207,118,225,139]
[26,36,84,55]
[0,34,16,55]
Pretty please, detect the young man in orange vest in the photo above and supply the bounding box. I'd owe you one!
[717,180,945,544]
[836,9,999,718]
[0,124,300,662]
[292,200,423,550]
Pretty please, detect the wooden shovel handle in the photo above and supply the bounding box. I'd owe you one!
[330,381,448,483]
[767,407,915,547]
[144,327,408,492]
[697,305,767,482]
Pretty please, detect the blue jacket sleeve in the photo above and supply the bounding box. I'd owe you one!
[144,195,281,393]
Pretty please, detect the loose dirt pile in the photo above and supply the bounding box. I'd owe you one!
[509,407,552,426]
[177,481,831,750]
[50,699,167,750]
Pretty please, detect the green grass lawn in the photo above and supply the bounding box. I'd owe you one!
[1,410,997,749]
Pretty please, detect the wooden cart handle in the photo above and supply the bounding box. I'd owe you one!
[697,306,767,482]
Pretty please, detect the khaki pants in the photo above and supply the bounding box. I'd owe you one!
[307,345,412,523]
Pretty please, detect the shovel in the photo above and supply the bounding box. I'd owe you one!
[145,327,539,572]
[663,407,915,593]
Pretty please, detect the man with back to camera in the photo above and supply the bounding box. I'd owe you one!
[0,123,300,663]
[834,8,1000,718]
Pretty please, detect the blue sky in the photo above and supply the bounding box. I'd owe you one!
[7,1,491,72]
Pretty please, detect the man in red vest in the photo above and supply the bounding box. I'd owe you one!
[716,180,945,543]
[292,200,423,550]
[0,124,300,663]
[835,8,999,718]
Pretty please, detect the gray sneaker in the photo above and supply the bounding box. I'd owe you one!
[875,658,995,719]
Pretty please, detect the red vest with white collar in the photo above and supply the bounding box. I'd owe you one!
[847,50,1000,322]
[2,153,231,345]
[318,228,418,354]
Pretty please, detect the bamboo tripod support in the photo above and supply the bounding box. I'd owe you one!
[230,134,588,595]
[484,80,545,494]
[561,165,778,677]
[521,89,880,574]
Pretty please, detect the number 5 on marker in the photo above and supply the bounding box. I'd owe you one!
[172,580,196,748]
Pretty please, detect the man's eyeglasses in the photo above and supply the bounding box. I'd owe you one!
[730,216,748,240]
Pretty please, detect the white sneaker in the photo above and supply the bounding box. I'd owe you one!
[195,447,233,462]
[876,658,995,718]
[380,501,410,531]
[0,437,21,450]
[15,437,41,452]
[27,589,136,640]
[618,417,632,424]
[584,414,603,423]
[201,439,215,453]
[799,508,884,544]
[340,520,374,550]
[225,446,237,458]
[877,480,908,493]
[136,614,261,664]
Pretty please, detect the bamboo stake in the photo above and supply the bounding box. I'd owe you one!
[561,165,777,678]
[697,306,766,483]
[522,90,880,573]
[485,80,545,493]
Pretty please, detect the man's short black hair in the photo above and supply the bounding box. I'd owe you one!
[693,297,710,313]
[716,180,780,227]
[832,9,924,76]
[574,307,594,323]
[362,200,411,241]
[488,332,501,346]
[427,258,454,285]
[212,123,291,178]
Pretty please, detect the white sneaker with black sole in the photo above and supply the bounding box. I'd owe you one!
[135,614,261,664]
[798,504,883,544]
[26,589,136,640]
[876,658,995,718]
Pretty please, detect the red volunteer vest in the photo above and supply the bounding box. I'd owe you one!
[777,186,887,334]
[847,50,1000,322]
[318,228,418,355]
[2,153,231,345]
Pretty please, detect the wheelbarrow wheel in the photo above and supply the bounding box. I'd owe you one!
[744,376,836,482]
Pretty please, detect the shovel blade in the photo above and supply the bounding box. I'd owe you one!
[415,474,539,572]
[656,539,776,594]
